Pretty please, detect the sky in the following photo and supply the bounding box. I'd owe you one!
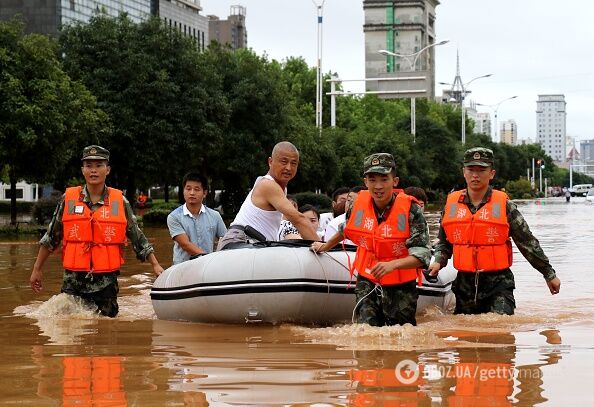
[203,0,594,144]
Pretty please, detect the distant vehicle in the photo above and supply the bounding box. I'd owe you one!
[569,184,593,197]
[586,189,594,203]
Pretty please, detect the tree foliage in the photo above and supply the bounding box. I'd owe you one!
[60,15,229,201]
[0,18,109,224]
[5,14,592,223]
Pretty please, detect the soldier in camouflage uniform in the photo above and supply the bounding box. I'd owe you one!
[29,145,164,317]
[428,147,561,315]
[311,153,431,326]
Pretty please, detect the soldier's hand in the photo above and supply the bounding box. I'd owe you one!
[370,261,396,279]
[428,262,441,277]
[153,264,164,276]
[546,277,561,295]
[310,241,327,254]
[30,269,43,293]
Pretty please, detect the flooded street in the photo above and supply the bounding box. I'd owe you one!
[2,197,593,406]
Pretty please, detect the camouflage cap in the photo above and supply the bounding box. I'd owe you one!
[363,153,396,175]
[463,147,493,167]
[81,145,110,161]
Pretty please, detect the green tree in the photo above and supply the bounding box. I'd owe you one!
[0,19,109,225]
[201,46,296,213]
[60,15,229,202]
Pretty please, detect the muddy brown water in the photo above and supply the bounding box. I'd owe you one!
[2,197,593,406]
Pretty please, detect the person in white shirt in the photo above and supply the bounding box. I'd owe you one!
[217,141,318,250]
[323,186,365,244]
[318,187,349,235]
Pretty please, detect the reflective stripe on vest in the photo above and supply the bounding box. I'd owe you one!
[62,186,127,273]
[344,190,418,285]
[442,189,512,272]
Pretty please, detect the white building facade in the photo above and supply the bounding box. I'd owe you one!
[474,112,491,138]
[536,94,566,161]
[0,182,39,202]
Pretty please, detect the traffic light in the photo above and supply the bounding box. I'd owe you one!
[537,159,545,169]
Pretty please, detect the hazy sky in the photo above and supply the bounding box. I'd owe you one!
[203,0,594,143]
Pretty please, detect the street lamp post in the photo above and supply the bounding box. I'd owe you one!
[439,73,492,144]
[378,40,449,143]
[476,96,518,142]
[312,0,326,132]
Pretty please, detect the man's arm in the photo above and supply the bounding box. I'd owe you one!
[30,197,65,292]
[30,246,51,293]
[172,234,206,255]
[167,211,206,256]
[507,200,560,294]
[311,229,344,253]
[259,181,319,240]
[124,198,163,275]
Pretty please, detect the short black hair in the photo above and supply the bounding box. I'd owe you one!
[350,185,366,193]
[299,204,320,219]
[404,186,428,204]
[182,172,208,190]
[331,187,350,202]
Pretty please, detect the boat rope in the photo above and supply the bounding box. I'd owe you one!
[310,249,330,294]
[351,284,383,324]
[321,252,351,272]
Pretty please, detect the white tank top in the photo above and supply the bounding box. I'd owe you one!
[231,175,285,241]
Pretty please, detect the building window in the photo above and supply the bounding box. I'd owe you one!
[70,0,75,10]
[4,189,24,199]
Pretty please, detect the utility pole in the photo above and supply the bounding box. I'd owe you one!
[312,0,326,132]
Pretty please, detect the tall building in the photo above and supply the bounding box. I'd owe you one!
[156,0,209,50]
[580,139,594,162]
[474,112,492,138]
[536,94,567,162]
[363,0,439,99]
[208,5,247,50]
[0,0,151,35]
[500,119,517,145]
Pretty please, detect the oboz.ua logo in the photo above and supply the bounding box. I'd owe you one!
[394,359,420,385]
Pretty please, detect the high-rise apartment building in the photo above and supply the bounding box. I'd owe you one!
[156,0,209,50]
[536,94,566,162]
[580,139,594,162]
[363,0,439,99]
[0,0,151,35]
[500,120,517,145]
[208,5,247,50]
[474,112,492,138]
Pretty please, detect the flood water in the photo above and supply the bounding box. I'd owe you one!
[2,197,593,406]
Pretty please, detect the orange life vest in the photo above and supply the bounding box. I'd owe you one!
[344,190,419,285]
[447,362,513,407]
[62,186,127,273]
[62,356,127,406]
[442,189,512,273]
[136,194,147,207]
[349,366,426,406]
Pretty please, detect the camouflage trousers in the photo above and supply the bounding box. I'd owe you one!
[452,269,516,315]
[61,270,120,318]
[355,276,418,326]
